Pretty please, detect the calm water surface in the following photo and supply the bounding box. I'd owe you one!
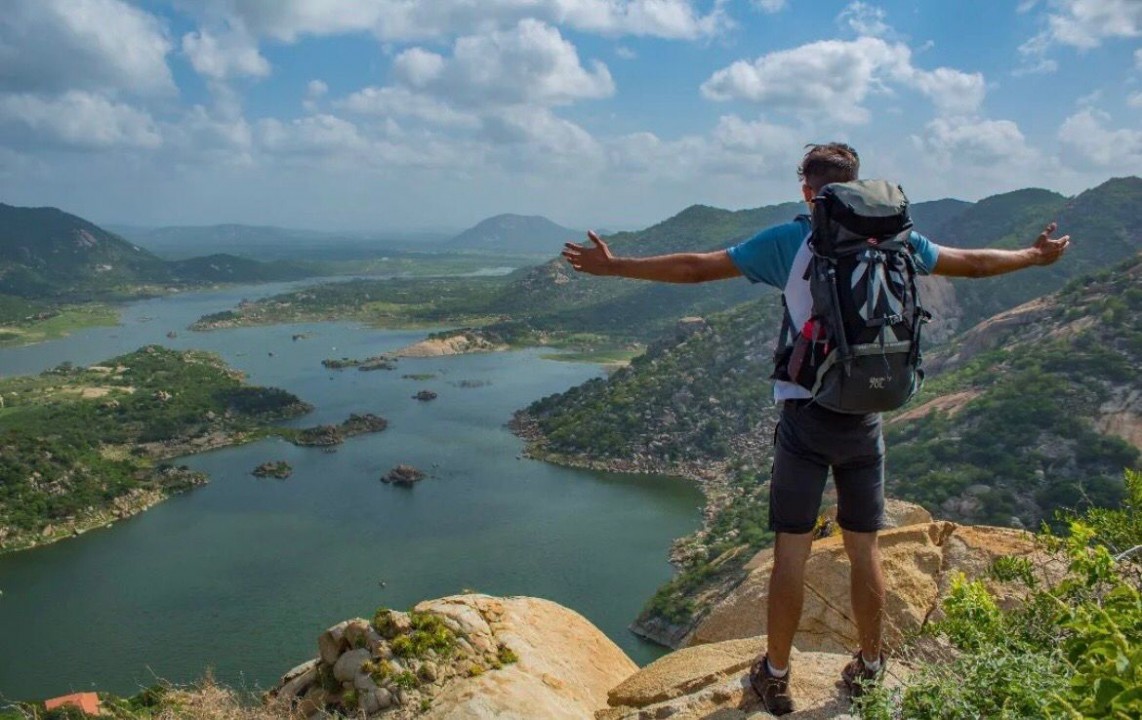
[0,282,702,700]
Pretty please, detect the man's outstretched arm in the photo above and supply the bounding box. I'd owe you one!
[562,231,741,283]
[933,222,1070,278]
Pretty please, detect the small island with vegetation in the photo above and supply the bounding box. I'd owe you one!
[0,346,313,553]
[322,355,397,371]
[286,413,389,447]
[252,461,293,479]
[381,464,426,486]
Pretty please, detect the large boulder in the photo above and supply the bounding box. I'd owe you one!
[275,594,637,720]
[419,596,637,720]
[684,522,1056,652]
[598,636,884,719]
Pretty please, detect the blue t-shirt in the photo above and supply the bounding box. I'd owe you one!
[726,217,940,401]
[727,217,940,288]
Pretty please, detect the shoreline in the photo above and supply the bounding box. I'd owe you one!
[0,429,267,556]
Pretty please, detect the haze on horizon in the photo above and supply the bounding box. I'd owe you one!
[0,0,1139,234]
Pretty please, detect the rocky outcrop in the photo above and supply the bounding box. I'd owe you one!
[272,595,636,720]
[413,390,438,402]
[683,522,1062,652]
[598,636,891,720]
[293,413,389,447]
[395,332,507,358]
[253,461,292,479]
[382,465,426,486]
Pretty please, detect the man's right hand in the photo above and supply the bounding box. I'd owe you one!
[562,231,614,275]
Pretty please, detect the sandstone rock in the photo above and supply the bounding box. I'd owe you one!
[684,522,1054,653]
[361,688,381,714]
[277,659,318,699]
[342,618,371,649]
[374,687,393,710]
[333,648,372,683]
[823,498,932,530]
[600,635,891,720]
[318,621,349,665]
[413,595,637,719]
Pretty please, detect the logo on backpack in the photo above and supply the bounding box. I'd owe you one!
[773,179,929,414]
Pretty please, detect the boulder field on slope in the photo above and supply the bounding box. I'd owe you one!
[684,521,1064,652]
[271,594,636,720]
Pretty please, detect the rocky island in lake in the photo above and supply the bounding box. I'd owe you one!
[381,464,425,486]
[291,413,389,447]
[253,461,293,479]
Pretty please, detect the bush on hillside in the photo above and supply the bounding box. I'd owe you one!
[857,469,1142,719]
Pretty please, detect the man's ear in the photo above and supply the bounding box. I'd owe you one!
[802,184,815,203]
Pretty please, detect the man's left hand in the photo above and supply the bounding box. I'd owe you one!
[1029,222,1070,266]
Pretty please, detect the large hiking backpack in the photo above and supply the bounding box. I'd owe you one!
[773,180,929,414]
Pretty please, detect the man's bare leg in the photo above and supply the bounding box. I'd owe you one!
[765,531,815,671]
[842,529,885,662]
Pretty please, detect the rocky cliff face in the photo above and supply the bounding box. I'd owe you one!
[269,520,1052,719]
[271,594,636,720]
[684,522,1058,652]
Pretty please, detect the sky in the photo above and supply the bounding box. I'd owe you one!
[0,0,1140,233]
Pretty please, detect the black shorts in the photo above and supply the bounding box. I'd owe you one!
[769,399,885,534]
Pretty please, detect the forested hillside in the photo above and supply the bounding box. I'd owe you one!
[519,254,1142,530]
[885,253,1142,528]
[0,347,312,552]
[0,203,310,304]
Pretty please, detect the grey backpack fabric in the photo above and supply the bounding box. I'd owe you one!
[773,180,929,414]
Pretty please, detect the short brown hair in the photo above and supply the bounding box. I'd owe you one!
[798,143,859,192]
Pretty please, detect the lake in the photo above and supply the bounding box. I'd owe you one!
[0,281,702,700]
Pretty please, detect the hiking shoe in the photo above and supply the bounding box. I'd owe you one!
[841,650,886,698]
[748,655,794,716]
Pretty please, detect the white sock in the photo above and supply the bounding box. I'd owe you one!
[861,653,882,673]
[767,659,789,678]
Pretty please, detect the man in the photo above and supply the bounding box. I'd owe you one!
[562,143,1070,715]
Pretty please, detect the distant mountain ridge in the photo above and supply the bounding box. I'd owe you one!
[443,213,583,255]
[0,203,311,300]
[112,223,451,261]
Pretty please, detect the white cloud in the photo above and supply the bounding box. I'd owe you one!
[339,86,479,127]
[838,2,891,37]
[751,0,788,14]
[259,114,369,156]
[182,28,271,80]
[913,117,1034,166]
[1128,92,1142,108]
[398,20,615,109]
[0,0,173,96]
[904,67,987,116]
[0,91,162,149]
[186,0,730,42]
[616,45,638,60]
[711,115,799,154]
[1058,108,1142,168]
[1136,47,1142,70]
[1019,0,1142,73]
[307,80,329,99]
[1043,0,1142,49]
[392,48,447,88]
[701,37,984,123]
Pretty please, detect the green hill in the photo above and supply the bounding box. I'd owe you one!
[519,254,1142,530]
[442,213,583,256]
[0,203,168,297]
[0,204,312,302]
[932,178,1142,326]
